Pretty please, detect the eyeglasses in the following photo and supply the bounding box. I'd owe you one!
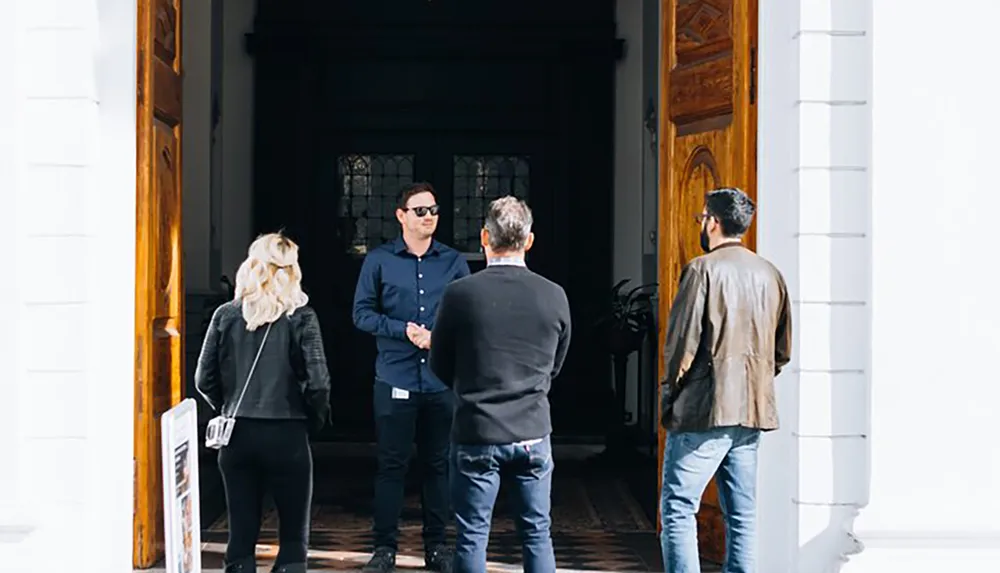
[695,213,713,224]
[405,205,440,217]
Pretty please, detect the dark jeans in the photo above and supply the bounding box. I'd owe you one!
[451,435,555,573]
[373,381,453,551]
[218,418,313,566]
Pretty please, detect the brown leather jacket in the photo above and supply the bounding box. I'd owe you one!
[660,243,792,432]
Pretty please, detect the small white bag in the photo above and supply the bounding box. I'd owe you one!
[205,322,272,450]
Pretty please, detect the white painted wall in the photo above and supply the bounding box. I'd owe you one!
[182,0,213,293]
[219,0,256,282]
[0,0,136,571]
[182,0,255,295]
[842,1,1000,570]
[613,0,647,424]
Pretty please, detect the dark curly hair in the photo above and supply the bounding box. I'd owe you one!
[705,187,756,237]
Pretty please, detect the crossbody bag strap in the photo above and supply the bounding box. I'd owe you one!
[225,321,272,419]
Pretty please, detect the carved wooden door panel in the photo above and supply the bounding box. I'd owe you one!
[656,0,758,564]
[134,0,184,567]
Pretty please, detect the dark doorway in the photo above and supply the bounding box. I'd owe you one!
[251,0,619,441]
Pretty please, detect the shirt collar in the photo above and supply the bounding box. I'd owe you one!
[487,255,527,267]
[393,236,441,256]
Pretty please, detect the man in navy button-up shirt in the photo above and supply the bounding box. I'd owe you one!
[353,237,468,393]
[352,182,469,572]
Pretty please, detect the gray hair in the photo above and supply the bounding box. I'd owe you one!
[484,196,533,253]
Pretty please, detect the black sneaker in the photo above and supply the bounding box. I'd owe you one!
[362,547,396,572]
[424,545,453,573]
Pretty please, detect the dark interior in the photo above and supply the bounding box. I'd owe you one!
[250,0,622,441]
[184,4,673,569]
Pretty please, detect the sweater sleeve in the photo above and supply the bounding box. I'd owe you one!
[551,287,572,379]
[429,285,460,388]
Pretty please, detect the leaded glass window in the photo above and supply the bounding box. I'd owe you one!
[452,155,530,253]
[338,154,414,255]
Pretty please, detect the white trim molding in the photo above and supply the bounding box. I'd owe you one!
[757,0,874,571]
[0,516,36,545]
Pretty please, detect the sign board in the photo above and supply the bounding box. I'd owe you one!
[161,398,203,573]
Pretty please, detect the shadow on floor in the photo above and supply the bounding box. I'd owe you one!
[152,444,722,572]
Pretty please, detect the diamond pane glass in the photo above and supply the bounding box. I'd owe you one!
[452,155,530,253]
[337,154,414,255]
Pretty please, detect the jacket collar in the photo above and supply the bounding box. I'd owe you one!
[710,241,745,253]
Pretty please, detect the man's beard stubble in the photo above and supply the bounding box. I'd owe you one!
[699,225,710,253]
[412,223,436,240]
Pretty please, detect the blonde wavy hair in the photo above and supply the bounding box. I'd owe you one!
[234,232,309,331]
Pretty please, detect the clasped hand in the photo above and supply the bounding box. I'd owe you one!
[406,322,431,350]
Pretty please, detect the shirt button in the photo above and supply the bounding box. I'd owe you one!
[420,358,426,364]
[418,273,423,279]
[419,289,425,295]
[420,306,425,312]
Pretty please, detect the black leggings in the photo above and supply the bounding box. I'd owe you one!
[218,418,313,566]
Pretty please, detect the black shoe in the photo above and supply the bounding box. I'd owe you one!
[271,563,307,573]
[224,556,257,573]
[424,545,453,573]
[362,547,396,572]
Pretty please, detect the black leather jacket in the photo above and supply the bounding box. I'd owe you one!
[195,301,331,432]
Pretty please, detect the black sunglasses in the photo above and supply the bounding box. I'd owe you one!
[405,205,440,217]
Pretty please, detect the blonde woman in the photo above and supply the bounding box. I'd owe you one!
[196,233,331,573]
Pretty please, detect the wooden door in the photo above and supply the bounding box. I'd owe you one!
[134,0,185,567]
[656,0,757,564]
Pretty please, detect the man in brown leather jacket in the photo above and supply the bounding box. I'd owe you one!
[659,188,792,573]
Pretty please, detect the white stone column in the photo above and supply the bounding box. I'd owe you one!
[0,0,34,550]
[2,0,137,571]
[842,1,1000,571]
[793,1,873,572]
[755,1,803,570]
[759,1,875,571]
[8,0,102,568]
[88,0,139,571]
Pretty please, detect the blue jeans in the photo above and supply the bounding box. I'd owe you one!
[660,425,761,573]
[450,436,556,573]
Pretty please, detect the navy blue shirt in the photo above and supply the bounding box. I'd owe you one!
[352,237,471,393]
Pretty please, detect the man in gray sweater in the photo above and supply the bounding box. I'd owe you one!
[430,196,571,573]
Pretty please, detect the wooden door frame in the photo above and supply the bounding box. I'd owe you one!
[134,0,185,567]
[655,0,759,538]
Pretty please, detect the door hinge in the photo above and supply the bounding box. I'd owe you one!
[749,46,758,105]
[137,50,145,102]
[136,340,144,413]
